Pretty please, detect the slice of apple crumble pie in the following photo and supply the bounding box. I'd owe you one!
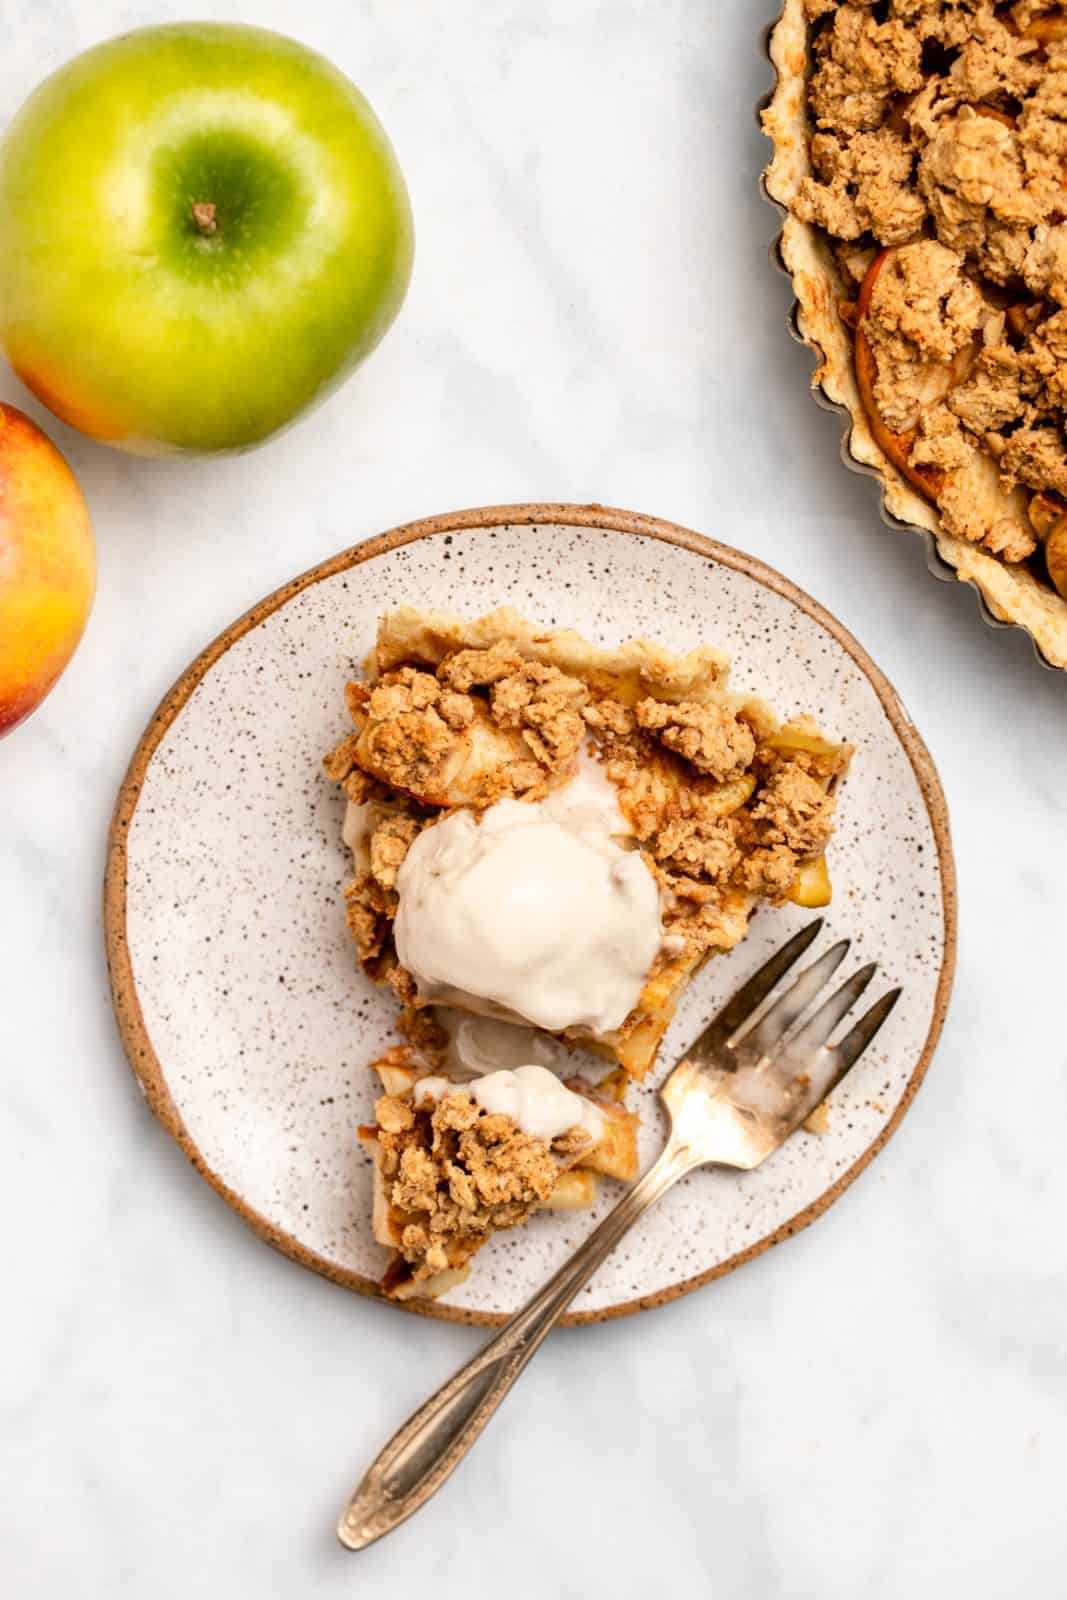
[325,606,850,1300]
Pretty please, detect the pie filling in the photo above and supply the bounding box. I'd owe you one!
[780,0,1067,603]
[326,606,850,1298]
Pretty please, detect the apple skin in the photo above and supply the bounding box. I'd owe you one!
[854,249,946,504]
[0,24,414,455]
[0,403,95,738]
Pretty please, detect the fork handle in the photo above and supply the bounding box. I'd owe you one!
[337,1140,697,1550]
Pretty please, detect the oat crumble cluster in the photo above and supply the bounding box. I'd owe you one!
[370,1086,589,1292]
[793,0,1067,589]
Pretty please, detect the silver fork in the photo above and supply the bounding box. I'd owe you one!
[337,920,901,1551]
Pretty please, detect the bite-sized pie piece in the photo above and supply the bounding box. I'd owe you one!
[762,0,1067,667]
[324,606,851,1083]
[359,1040,639,1300]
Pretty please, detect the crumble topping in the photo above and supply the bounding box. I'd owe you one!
[788,0,1067,589]
[1024,221,1067,306]
[632,696,757,781]
[864,240,985,432]
[746,763,837,857]
[918,108,1039,273]
[946,343,1026,434]
[353,671,465,790]
[486,659,588,767]
[799,127,927,245]
[1000,417,1067,496]
[368,813,421,892]
[372,1091,583,1285]
[911,401,973,474]
[436,640,524,691]
[806,4,923,136]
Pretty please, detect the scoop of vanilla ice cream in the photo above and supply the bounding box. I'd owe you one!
[394,756,662,1036]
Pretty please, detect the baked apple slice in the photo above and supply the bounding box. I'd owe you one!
[1028,492,1067,600]
[853,247,1049,576]
[853,248,957,504]
[1046,522,1067,598]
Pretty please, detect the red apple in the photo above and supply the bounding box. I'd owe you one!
[0,404,95,736]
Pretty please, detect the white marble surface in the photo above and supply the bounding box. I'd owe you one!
[1,1,1064,1594]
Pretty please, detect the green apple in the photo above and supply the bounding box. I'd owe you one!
[0,23,414,454]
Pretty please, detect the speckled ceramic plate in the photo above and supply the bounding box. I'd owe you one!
[105,504,955,1326]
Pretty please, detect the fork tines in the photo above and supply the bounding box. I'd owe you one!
[692,920,902,1125]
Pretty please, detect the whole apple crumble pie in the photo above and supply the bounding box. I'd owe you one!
[763,0,1067,667]
[325,607,850,1299]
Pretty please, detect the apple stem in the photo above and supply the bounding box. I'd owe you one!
[191,202,218,237]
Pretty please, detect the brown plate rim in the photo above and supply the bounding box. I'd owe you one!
[103,501,957,1328]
